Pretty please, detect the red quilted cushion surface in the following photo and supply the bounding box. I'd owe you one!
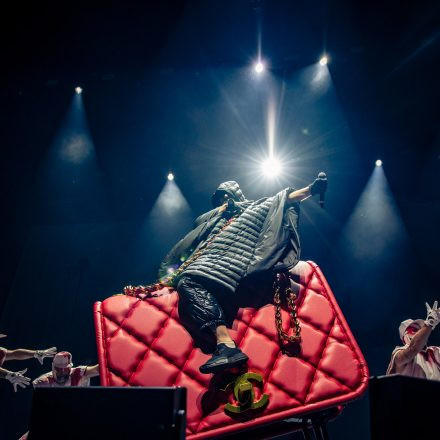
[94,261,368,439]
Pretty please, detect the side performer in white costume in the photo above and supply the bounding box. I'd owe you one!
[387,301,440,380]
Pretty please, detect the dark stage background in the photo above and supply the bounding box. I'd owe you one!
[0,1,439,439]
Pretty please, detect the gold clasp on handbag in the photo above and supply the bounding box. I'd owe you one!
[224,372,269,414]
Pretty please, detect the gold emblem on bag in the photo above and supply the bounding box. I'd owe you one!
[224,372,269,414]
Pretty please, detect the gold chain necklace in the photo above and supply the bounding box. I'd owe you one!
[124,213,302,351]
[124,214,238,297]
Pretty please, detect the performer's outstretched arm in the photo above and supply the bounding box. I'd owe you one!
[0,367,13,378]
[288,186,311,202]
[394,325,432,367]
[5,347,57,364]
[288,174,328,203]
[84,364,100,378]
[395,301,440,367]
[0,367,31,391]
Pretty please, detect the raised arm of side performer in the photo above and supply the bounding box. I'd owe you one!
[394,302,440,369]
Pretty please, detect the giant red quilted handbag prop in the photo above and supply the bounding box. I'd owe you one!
[94,261,369,439]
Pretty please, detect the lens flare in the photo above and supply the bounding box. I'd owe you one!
[261,157,282,178]
[254,61,265,73]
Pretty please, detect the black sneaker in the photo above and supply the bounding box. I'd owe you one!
[199,343,249,374]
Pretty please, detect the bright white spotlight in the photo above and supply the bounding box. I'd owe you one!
[261,157,281,178]
[75,86,82,94]
[167,172,174,181]
[254,61,265,73]
[319,55,329,66]
[375,159,383,167]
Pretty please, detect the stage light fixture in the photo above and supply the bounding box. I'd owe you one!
[167,172,174,181]
[254,61,265,73]
[261,157,281,178]
[319,55,329,66]
[375,159,382,167]
[75,86,83,94]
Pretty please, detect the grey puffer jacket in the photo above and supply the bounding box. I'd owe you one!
[158,181,301,292]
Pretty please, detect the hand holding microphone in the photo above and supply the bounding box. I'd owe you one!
[218,197,241,218]
[308,172,327,208]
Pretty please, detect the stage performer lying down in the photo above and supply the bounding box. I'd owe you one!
[156,176,327,374]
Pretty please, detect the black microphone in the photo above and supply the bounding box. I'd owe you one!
[227,198,236,212]
[318,172,327,208]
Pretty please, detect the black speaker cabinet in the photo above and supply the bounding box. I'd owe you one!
[370,374,439,440]
[28,386,186,439]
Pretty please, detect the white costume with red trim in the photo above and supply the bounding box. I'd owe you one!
[387,317,440,380]
[387,346,440,380]
[33,366,90,387]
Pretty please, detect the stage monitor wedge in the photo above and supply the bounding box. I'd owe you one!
[28,386,186,440]
[370,374,439,440]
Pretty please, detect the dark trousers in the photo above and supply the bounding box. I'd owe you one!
[176,276,227,333]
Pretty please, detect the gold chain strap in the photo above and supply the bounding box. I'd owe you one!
[273,277,301,343]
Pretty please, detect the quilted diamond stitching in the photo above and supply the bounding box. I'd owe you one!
[103,313,205,390]
[126,312,174,385]
[104,296,358,394]
[111,287,329,418]
[105,297,144,340]
[96,262,368,437]
[300,319,333,402]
